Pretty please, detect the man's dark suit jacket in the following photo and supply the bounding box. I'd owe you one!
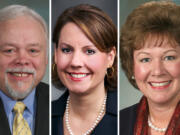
[120,104,138,135]
[0,82,49,135]
[52,90,117,135]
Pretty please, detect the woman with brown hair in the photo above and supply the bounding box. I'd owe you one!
[120,1,180,135]
[52,4,117,135]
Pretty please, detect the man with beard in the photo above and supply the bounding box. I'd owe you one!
[0,5,49,135]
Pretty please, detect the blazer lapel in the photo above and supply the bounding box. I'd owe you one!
[34,83,49,135]
[0,98,11,135]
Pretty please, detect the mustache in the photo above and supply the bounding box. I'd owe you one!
[6,68,35,74]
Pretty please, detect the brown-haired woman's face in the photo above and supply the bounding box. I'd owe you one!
[54,23,115,94]
[133,35,180,105]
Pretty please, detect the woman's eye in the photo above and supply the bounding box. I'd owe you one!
[140,58,150,63]
[61,48,71,53]
[164,56,176,61]
[86,49,96,55]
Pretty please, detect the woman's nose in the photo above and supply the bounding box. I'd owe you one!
[151,59,165,76]
[70,51,84,68]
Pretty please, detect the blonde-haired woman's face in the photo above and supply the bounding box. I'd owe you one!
[55,23,115,94]
[133,36,180,106]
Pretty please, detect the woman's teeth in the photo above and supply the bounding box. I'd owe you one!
[150,81,171,87]
[70,73,87,78]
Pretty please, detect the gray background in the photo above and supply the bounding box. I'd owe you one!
[51,0,117,101]
[120,0,180,110]
[0,0,49,84]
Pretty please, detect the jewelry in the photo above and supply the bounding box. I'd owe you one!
[107,66,114,78]
[131,76,135,79]
[148,117,167,132]
[65,93,107,135]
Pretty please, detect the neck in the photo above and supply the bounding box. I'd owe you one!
[69,85,106,118]
[148,96,180,128]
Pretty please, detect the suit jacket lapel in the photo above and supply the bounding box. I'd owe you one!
[0,98,11,135]
[34,83,49,135]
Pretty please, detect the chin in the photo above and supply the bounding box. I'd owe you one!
[68,87,90,95]
[5,78,35,99]
[148,95,173,105]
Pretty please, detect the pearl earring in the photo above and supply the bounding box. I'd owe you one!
[132,76,135,79]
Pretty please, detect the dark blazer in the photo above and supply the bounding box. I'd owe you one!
[52,90,117,135]
[120,104,138,135]
[0,82,49,135]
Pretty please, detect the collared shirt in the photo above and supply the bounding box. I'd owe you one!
[0,88,36,134]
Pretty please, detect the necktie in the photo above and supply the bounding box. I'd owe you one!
[13,101,32,135]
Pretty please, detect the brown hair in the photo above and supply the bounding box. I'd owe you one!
[52,4,117,90]
[120,1,180,89]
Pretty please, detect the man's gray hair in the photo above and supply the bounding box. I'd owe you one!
[0,4,48,43]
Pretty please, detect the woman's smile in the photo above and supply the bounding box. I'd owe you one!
[67,72,91,81]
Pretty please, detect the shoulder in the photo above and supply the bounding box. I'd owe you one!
[106,89,117,115]
[36,82,49,95]
[120,104,138,135]
[120,103,138,116]
[36,82,49,91]
[52,90,68,116]
[52,91,68,135]
[36,82,49,99]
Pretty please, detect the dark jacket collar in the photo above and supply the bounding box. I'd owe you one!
[52,89,117,116]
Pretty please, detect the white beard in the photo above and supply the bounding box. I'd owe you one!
[5,68,36,100]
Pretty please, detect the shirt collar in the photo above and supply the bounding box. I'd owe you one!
[22,88,36,115]
[0,88,36,115]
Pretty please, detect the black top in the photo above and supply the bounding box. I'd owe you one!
[120,104,138,135]
[52,90,117,135]
[0,82,49,135]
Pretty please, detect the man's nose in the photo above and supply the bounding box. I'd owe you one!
[14,50,30,66]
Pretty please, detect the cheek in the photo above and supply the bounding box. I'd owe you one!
[134,62,150,81]
[86,55,108,71]
[33,54,47,69]
[56,53,70,70]
[0,56,14,71]
[166,61,180,78]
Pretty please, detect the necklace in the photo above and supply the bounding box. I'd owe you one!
[148,117,167,132]
[65,93,107,135]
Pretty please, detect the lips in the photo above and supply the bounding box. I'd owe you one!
[67,72,90,81]
[149,81,171,89]
[6,68,35,81]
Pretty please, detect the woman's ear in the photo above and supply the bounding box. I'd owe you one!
[107,47,116,67]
